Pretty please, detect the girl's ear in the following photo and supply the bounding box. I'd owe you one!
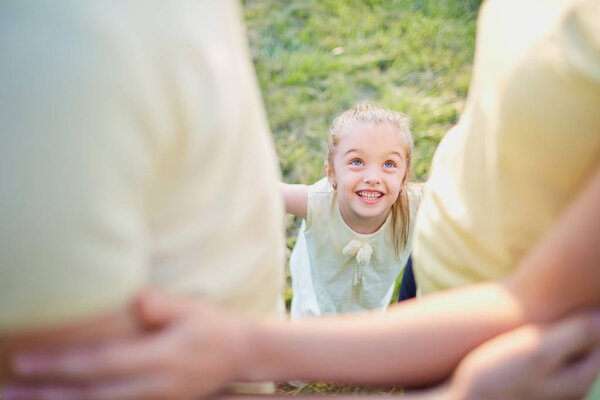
[325,161,337,189]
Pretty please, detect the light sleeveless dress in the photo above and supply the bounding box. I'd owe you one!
[290,178,422,320]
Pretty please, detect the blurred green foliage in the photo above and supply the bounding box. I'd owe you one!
[244,0,480,185]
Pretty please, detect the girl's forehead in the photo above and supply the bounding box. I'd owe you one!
[338,120,396,135]
[336,121,408,149]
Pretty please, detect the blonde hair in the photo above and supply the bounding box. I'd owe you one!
[328,103,414,258]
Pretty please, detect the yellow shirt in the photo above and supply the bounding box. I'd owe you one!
[0,0,284,333]
[414,0,600,294]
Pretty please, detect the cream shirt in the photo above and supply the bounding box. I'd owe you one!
[0,0,284,334]
[414,0,600,295]
[290,178,422,319]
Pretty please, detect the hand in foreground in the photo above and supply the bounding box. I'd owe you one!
[448,309,600,400]
[1,290,248,400]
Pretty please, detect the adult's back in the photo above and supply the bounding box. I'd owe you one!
[414,0,600,294]
[0,0,284,334]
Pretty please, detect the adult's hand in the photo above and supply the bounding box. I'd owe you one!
[0,308,139,386]
[449,309,600,400]
[1,290,249,400]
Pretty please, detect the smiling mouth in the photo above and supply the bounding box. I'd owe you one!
[357,191,383,200]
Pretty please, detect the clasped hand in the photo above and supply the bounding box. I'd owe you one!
[1,290,249,400]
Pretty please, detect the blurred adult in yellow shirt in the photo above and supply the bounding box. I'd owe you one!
[0,0,285,394]
[414,0,600,295]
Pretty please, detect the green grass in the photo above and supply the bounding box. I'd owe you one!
[276,382,405,395]
[243,1,480,392]
[245,0,479,185]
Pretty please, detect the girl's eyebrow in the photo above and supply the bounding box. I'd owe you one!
[343,148,361,156]
[343,149,405,159]
[389,151,404,160]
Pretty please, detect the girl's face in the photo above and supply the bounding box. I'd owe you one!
[326,121,409,234]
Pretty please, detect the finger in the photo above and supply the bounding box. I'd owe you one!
[2,385,81,400]
[536,309,600,368]
[79,375,181,400]
[542,345,600,399]
[2,375,185,400]
[12,331,177,382]
[134,289,194,328]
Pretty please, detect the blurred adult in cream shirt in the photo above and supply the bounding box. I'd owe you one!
[414,0,600,294]
[0,0,284,387]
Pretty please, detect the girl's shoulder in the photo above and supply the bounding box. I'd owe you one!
[405,182,424,203]
[305,177,336,230]
[308,177,334,195]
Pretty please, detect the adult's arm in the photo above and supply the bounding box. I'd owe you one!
[224,308,600,400]
[6,290,600,400]
[507,162,600,321]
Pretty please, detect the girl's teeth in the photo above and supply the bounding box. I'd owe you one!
[359,192,381,199]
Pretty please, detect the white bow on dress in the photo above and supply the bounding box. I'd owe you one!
[342,240,373,286]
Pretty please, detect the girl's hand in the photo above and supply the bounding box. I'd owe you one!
[1,290,249,400]
[449,309,600,400]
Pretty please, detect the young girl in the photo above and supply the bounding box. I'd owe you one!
[281,103,422,319]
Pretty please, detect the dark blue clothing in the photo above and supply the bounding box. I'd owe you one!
[398,255,416,301]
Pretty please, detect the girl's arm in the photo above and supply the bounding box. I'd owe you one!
[280,182,309,219]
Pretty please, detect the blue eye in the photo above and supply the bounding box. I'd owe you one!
[384,160,396,168]
[350,159,363,166]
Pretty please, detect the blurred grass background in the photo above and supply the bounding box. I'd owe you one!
[243,0,481,392]
[244,0,480,184]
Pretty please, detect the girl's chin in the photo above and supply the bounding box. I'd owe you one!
[352,200,389,214]
[352,207,390,222]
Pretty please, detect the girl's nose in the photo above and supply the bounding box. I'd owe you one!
[363,169,381,184]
